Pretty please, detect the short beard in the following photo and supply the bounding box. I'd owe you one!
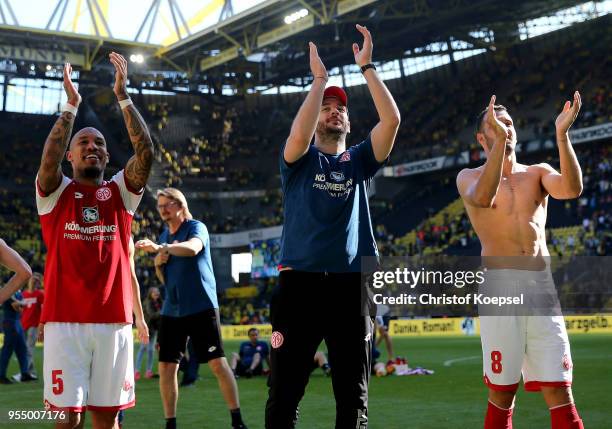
[316,121,345,142]
[83,166,103,179]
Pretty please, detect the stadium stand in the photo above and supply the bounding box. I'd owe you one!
[0,4,609,325]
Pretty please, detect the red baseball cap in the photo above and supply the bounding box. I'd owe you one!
[323,86,348,106]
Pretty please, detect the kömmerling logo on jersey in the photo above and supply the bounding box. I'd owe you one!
[82,206,99,223]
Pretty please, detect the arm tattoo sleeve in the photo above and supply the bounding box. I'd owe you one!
[122,104,154,190]
[38,112,75,194]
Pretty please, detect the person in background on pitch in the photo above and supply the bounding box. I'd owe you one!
[178,338,200,387]
[135,286,162,380]
[117,237,149,429]
[136,187,247,429]
[457,93,585,429]
[21,272,44,377]
[266,24,400,429]
[230,327,270,378]
[129,236,150,356]
[0,239,33,384]
[374,316,394,364]
[310,351,332,377]
[36,53,153,429]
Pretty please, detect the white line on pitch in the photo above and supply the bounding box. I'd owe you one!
[443,355,480,367]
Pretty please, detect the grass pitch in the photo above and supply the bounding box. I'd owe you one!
[0,334,609,428]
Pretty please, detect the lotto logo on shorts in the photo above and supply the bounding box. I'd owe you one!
[96,187,112,201]
[123,380,133,392]
[271,331,284,349]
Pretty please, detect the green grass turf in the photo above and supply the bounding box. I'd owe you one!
[0,334,610,428]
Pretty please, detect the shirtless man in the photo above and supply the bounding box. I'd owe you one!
[457,93,584,429]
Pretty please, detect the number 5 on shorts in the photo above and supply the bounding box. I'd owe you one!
[491,351,503,374]
[52,370,64,395]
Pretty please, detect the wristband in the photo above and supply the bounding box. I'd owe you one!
[360,63,376,73]
[62,103,78,116]
[119,98,133,109]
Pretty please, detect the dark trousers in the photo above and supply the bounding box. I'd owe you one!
[265,271,372,429]
[181,338,200,382]
[0,320,28,378]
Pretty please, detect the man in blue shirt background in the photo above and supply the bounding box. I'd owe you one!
[230,327,269,378]
[136,188,247,429]
[265,24,401,429]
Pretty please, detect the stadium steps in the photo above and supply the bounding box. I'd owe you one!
[422,199,466,254]
[156,114,205,149]
[394,198,465,252]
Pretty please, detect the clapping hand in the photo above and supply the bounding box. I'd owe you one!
[555,91,582,136]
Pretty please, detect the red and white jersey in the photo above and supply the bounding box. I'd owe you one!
[21,289,44,330]
[36,171,142,324]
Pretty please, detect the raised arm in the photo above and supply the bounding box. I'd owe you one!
[38,63,81,194]
[0,239,32,305]
[540,91,583,199]
[283,42,328,163]
[109,52,154,191]
[353,24,401,163]
[456,96,507,208]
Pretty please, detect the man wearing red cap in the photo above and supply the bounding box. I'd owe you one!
[266,24,401,428]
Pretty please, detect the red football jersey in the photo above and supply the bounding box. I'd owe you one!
[21,289,44,330]
[36,171,142,323]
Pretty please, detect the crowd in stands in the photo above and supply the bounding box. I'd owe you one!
[1,26,610,323]
[151,101,285,189]
[375,142,611,260]
[199,191,283,234]
[219,302,270,326]
[138,29,610,206]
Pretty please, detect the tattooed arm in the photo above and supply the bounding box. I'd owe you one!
[110,52,154,191]
[38,63,80,194]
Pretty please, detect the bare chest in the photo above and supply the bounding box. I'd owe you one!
[492,173,546,217]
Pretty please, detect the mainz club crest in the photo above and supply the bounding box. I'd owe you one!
[96,187,112,201]
[271,331,284,349]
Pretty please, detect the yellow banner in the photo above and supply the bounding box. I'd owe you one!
[564,314,612,333]
[389,317,480,337]
[225,286,258,299]
[221,324,272,340]
[389,314,612,337]
[5,315,610,346]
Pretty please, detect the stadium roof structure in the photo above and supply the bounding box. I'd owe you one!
[0,0,608,85]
